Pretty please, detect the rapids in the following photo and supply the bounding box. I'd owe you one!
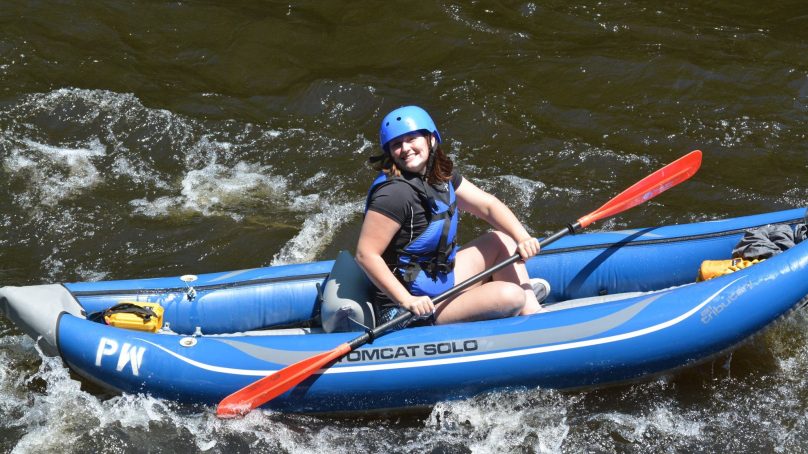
[1,1,806,452]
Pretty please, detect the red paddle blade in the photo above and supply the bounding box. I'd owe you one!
[216,343,352,418]
[577,150,702,228]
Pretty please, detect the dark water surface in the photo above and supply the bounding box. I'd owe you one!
[1,1,807,452]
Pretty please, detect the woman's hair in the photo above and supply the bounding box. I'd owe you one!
[369,132,453,185]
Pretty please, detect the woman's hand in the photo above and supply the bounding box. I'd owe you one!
[516,237,541,260]
[399,295,435,319]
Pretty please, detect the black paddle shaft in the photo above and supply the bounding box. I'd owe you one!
[347,222,582,350]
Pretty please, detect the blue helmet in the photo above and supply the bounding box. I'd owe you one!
[379,105,442,151]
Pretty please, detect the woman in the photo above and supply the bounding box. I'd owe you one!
[356,105,547,325]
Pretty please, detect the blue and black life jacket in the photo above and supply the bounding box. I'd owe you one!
[365,172,459,297]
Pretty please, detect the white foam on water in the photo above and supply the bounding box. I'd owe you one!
[0,337,77,452]
[27,88,190,145]
[679,116,787,150]
[0,336,34,415]
[594,406,703,445]
[444,4,500,35]
[128,154,362,264]
[482,174,547,211]
[715,117,783,148]
[270,200,362,265]
[288,193,322,211]
[541,185,584,200]
[778,187,808,208]
[1,88,193,205]
[425,389,573,454]
[3,88,363,268]
[352,134,374,155]
[302,171,329,187]
[180,161,289,219]
[262,129,283,139]
[12,355,104,453]
[110,154,171,190]
[129,195,185,218]
[4,138,106,207]
[73,265,110,282]
[2,341,231,453]
[581,148,651,167]
[40,254,66,280]
[130,160,289,221]
[209,410,422,454]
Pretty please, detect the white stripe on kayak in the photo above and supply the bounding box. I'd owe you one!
[139,276,742,377]
[138,340,277,376]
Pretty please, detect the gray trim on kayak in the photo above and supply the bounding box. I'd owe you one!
[214,292,665,366]
[0,284,84,356]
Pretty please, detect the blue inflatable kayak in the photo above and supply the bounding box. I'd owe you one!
[2,208,807,413]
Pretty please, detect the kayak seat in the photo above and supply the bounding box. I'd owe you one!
[320,250,376,333]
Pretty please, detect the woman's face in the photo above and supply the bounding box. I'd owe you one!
[388,132,434,175]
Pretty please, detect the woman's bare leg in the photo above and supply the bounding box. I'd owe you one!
[434,231,540,324]
[434,280,524,324]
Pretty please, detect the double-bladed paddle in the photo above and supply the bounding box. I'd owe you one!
[216,149,703,418]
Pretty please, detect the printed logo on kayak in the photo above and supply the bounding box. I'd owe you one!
[700,284,744,324]
[340,340,479,363]
[95,337,146,376]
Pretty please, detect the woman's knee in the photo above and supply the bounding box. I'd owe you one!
[496,282,526,314]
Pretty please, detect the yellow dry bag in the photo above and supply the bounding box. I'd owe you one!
[102,302,164,332]
[697,258,763,282]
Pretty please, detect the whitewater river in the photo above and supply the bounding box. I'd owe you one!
[1,1,807,452]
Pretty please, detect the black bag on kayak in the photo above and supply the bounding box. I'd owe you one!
[732,210,808,260]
